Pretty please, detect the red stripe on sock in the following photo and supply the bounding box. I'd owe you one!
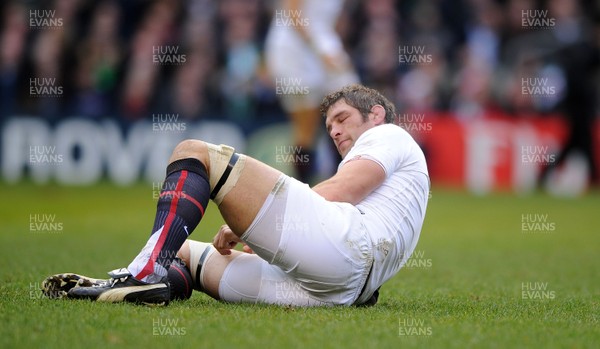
[159,191,205,216]
[136,170,188,280]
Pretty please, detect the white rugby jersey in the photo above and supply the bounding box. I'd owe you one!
[339,124,430,302]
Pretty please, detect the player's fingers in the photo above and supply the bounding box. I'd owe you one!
[221,225,244,244]
[242,244,254,254]
[213,224,242,255]
[212,224,229,246]
[213,236,233,255]
[212,227,229,254]
[217,224,230,236]
[218,248,232,256]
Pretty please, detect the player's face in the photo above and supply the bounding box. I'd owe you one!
[325,100,379,158]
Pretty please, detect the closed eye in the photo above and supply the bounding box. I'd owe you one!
[327,111,350,133]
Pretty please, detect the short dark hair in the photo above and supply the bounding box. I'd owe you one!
[319,84,396,124]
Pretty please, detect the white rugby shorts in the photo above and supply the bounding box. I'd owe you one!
[218,175,373,306]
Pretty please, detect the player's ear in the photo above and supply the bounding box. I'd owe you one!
[369,105,386,125]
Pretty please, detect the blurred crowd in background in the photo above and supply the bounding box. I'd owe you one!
[1,0,599,135]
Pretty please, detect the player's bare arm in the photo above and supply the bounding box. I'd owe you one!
[312,158,385,205]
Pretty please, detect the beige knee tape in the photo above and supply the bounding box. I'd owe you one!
[206,143,246,205]
[188,240,216,291]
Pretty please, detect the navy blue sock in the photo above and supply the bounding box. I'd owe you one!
[132,158,210,281]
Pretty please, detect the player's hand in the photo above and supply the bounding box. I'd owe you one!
[213,224,241,255]
[212,224,254,255]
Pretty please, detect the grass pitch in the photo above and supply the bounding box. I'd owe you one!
[0,182,598,349]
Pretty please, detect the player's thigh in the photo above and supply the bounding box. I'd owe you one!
[218,156,282,235]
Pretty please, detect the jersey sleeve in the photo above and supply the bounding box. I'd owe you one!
[339,125,406,178]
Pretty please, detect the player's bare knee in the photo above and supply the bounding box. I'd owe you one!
[169,140,245,206]
[169,139,210,168]
[177,240,191,268]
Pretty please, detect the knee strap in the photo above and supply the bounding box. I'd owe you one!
[206,143,246,205]
[188,240,216,291]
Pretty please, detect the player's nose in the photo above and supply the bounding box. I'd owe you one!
[329,124,341,139]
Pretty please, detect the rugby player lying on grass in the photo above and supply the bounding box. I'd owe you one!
[43,84,429,306]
